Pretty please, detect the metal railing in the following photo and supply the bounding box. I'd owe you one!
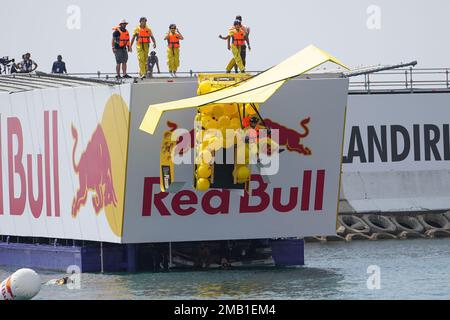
[348,67,450,93]
[7,67,450,93]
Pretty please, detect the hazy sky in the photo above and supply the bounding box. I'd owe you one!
[3,0,450,74]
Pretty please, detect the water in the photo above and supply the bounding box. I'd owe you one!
[1,238,450,300]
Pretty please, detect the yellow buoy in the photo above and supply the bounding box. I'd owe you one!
[201,115,213,128]
[197,178,211,191]
[212,105,224,119]
[198,81,212,95]
[236,166,250,181]
[197,164,212,178]
[207,136,223,151]
[223,104,237,116]
[197,149,213,164]
[245,103,257,115]
[230,118,241,130]
[200,105,214,115]
[204,119,218,130]
[218,115,231,128]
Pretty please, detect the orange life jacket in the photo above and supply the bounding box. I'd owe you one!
[232,29,245,46]
[113,27,130,47]
[167,33,180,48]
[138,28,151,44]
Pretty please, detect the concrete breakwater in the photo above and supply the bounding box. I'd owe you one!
[305,211,450,242]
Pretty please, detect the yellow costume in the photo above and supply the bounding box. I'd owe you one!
[133,25,153,76]
[226,27,246,72]
[167,32,181,72]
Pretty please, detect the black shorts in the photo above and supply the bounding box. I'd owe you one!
[114,48,128,64]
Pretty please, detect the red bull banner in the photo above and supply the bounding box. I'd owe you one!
[122,78,349,243]
[0,84,131,243]
[0,78,348,243]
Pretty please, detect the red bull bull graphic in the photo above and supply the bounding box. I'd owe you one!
[262,118,312,156]
[71,124,117,217]
[166,117,312,157]
[71,94,130,237]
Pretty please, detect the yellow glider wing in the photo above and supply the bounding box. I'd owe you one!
[140,45,349,135]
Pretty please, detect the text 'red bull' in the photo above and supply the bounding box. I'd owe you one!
[0,111,60,218]
[71,125,117,217]
[142,171,326,216]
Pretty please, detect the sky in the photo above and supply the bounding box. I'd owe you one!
[2,0,450,74]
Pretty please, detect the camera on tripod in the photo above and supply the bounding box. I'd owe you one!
[0,56,15,66]
[0,56,17,74]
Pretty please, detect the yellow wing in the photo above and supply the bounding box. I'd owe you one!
[139,45,349,135]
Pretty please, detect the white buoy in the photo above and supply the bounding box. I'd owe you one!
[0,268,41,300]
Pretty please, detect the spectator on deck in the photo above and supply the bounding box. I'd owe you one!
[52,55,67,74]
[18,53,38,73]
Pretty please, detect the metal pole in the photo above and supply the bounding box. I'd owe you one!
[446,69,449,88]
[410,67,413,92]
[100,242,104,273]
[169,242,173,270]
[405,70,408,89]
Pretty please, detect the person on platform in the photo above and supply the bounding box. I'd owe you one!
[164,24,184,77]
[130,17,156,79]
[112,19,132,79]
[51,55,67,74]
[219,15,251,73]
[223,20,250,73]
[18,53,38,73]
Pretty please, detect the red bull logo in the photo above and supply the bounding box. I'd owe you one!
[71,124,118,217]
[166,117,312,156]
[69,94,129,238]
[262,118,311,155]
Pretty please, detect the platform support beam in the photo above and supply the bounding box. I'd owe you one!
[126,244,137,272]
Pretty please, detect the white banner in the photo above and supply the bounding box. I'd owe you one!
[343,93,450,172]
[122,78,349,243]
[0,84,130,243]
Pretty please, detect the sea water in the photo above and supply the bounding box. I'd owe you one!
[1,238,449,300]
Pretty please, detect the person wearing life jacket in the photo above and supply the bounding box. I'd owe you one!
[130,17,157,79]
[112,19,132,79]
[164,24,184,77]
[243,116,262,143]
[224,20,250,73]
[219,15,251,73]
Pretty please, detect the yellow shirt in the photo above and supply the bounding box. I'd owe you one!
[133,25,153,49]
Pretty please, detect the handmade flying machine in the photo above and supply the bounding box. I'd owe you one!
[139,45,349,193]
